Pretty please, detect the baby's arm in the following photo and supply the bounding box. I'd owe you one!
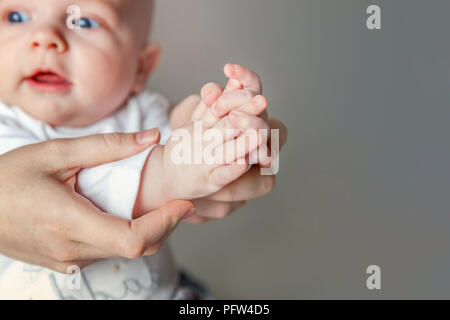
[134,91,269,216]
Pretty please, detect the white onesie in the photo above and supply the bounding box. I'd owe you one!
[0,90,193,300]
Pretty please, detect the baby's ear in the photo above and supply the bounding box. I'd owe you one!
[133,43,161,94]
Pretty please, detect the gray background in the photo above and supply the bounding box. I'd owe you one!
[150,0,450,299]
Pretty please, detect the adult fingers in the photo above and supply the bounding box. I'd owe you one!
[206,165,276,202]
[69,198,194,259]
[130,200,195,253]
[269,117,288,151]
[64,242,121,261]
[187,199,247,220]
[183,215,212,224]
[41,129,161,172]
[250,117,288,167]
[6,249,99,274]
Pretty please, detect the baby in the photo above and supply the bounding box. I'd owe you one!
[0,0,271,299]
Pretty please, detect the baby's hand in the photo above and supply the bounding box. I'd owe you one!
[137,64,272,211]
[192,64,271,166]
[191,63,265,122]
[156,98,270,200]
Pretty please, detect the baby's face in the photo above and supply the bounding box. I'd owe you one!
[0,0,156,126]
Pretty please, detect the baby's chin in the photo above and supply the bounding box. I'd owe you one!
[17,100,100,127]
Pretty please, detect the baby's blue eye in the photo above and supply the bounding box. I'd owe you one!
[8,11,30,23]
[74,17,100,29]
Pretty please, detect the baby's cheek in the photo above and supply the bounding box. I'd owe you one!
[74,52,136,117]
[0,51,21,102]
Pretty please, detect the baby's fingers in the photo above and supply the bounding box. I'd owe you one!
[214,112,270,164]
[229,110,271,134]
[208,97,268,147]
[236,95,268,117]
[191,82,223,122]
[212,89,251,117]
[201,82,223,107]
[209,160,249,187]
[224,63,262,95]
[213,90,268,118]
[225,79,242,92]
[249,144,271,168]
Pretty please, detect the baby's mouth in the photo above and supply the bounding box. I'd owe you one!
[25,69,72,92]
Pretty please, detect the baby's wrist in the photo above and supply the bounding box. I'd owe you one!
[134,145,175,215]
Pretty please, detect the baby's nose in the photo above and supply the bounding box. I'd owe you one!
[28,26,68,53]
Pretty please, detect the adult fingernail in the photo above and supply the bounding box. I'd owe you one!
[183,207,197,220]
[136,129,160,145]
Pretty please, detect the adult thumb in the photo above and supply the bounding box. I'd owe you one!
[130,200,196,255]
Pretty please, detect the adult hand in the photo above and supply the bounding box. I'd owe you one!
[0,129,195,273]
[171,95,288,224]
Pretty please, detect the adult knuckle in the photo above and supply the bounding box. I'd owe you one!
[160,209,179,230]
[102,133,124,152]
[120,236,146,259]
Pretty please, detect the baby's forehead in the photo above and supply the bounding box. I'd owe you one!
[94,0,128,5]
[87,0,154,24]
[108,0,153,16]
[100,0,150,8]
[101,0,154,41]
[76,0,151,12]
